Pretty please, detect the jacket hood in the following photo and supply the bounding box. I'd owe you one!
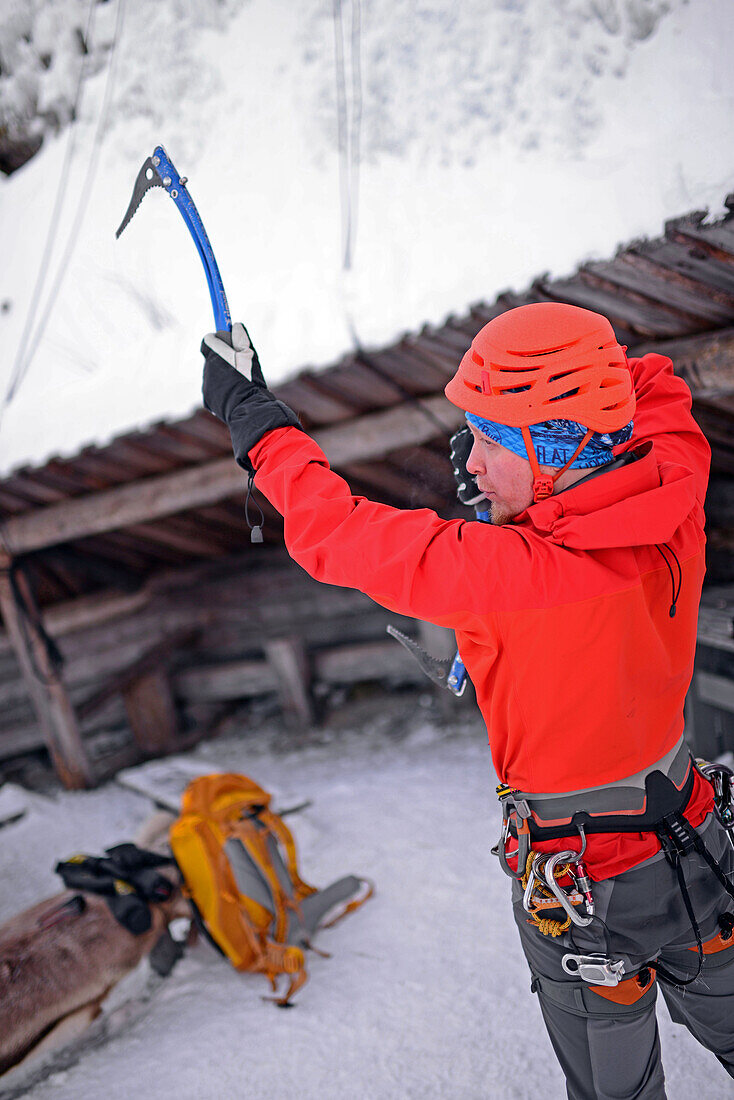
[519,441,699,550]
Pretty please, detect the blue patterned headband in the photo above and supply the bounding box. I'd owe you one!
[465,413,634,469]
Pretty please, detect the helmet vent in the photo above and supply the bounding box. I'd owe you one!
[549,386,580,402]
[471,349,485,367]
[513,344,573,358]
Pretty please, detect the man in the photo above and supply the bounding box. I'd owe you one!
[201,302,734,1098]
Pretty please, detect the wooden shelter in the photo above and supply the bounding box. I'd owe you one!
[2,197,734,787]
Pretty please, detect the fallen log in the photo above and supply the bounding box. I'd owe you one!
[0,815,188,1081]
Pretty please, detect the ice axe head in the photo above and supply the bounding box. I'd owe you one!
[116,155,167,239]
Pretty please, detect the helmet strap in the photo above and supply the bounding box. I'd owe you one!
[521,426,596,503]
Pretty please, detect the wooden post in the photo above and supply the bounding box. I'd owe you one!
[0,553,93,789]
[122,668,179,757]
[264,637,315,730]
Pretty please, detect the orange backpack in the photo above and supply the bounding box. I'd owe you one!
[170,773,371,1005]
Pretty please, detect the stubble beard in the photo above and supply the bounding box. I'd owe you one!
[487,500,513,526]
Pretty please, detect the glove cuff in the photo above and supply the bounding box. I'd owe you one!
[228,391,302,474]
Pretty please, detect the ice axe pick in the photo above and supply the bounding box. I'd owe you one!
[386,625,467,696]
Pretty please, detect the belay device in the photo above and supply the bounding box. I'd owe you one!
[116,145,231,333]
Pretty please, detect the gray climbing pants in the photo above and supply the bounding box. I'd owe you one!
[512,813,734,1099]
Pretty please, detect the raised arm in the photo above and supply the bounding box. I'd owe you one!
[249,426,527,628]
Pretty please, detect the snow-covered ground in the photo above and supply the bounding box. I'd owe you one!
[0,703,731,1099]
[1,0,733,473]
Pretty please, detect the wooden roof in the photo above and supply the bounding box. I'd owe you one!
[2,197,734,607]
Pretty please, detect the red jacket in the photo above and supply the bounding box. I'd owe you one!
[250,353,713,880]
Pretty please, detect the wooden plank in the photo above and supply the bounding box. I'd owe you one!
[629,328,734,395]
[583,259,734,326]
[537,277,693,339]
[621,246,734,307]
[123,518,231,558]
[76,627,197,721]
[123,669,179,756]
[665,214,734,263]
[264,637,314,729]
[174,658,278,701]
[277,374,357,423]
[0,557,92,788]
[640,239,734,293]
[313,639,427,684]
[696,602,734,654]
[173,634,430,706]
[0,398,464,556]
[695,671,734,714]
[0,697,128,763]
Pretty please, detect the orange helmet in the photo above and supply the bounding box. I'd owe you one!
[445,303,636,502]
[445,302,634,430]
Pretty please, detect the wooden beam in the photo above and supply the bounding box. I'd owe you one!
[696,602,734,654]
[123,669,179,756]
[0,556,92,788]
[0,398,464,556]
[630,327,734,394]
[174,658,278,701]
[695,671,734,714]
[264,637,314,730]
[173,638,429,706]
[0,697,128,763]
[313,639,428,684]
[76,627,197,721]
[0,588,151,658]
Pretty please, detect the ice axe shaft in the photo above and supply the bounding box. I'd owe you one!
[116,145,231,332]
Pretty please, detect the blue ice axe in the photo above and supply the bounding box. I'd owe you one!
[116,145,231,333]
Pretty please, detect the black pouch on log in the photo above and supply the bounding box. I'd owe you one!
[55,844,176,936]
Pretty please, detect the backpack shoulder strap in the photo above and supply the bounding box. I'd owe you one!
[260,809,316,902]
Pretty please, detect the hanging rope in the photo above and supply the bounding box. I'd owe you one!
[3,0,99,414]
[3,0,127,418]
[332,0,362,272]
[332,0,363,347]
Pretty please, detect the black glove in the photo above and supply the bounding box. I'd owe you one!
[201,322,302,474]
[449,426,485,507]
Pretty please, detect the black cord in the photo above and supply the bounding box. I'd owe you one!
[245,473,265,543]
[655,543,682,617]
[650,846,704,990]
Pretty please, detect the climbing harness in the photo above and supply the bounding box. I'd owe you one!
[496,745,734,990]
[521,846,594,938]
[698,758,734,839]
